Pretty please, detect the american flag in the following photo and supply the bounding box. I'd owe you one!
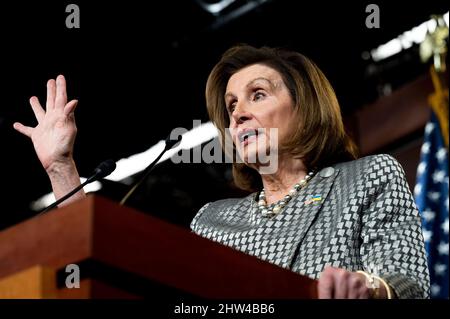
[414,111,449,299]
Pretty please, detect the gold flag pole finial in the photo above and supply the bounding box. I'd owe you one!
[420,14,448,73]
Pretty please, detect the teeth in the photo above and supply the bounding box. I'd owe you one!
[239,130,257,142]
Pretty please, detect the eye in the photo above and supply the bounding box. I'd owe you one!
[227,100,237,113]
[253,90,266,102]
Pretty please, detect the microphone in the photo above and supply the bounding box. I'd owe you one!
[37,159,116,215]
[119,134,182,206]
[87,159,117,181]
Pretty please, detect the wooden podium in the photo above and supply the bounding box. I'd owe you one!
[0,195,317,299]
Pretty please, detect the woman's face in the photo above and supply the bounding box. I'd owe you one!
[225,63,296,166]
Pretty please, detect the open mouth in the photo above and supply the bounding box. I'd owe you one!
[238,129,260,145]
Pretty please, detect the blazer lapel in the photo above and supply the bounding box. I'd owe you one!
[270,166,341,269]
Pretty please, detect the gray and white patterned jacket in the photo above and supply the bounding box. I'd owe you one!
[191,154,430,298]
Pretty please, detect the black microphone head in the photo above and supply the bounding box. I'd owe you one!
[165,134,182,149]
[93,159,116,180]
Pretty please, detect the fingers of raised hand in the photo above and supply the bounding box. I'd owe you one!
[46,79,56,110]
[55,75,68,109]
[29,96,45,123]
[64,99,78,116]
[13,122,33,138]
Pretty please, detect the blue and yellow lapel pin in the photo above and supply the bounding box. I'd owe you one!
[305,195,322,205]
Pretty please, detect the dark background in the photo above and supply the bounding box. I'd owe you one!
[0,0,447,229]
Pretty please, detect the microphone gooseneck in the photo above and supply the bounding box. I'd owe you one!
[119,134,182,206]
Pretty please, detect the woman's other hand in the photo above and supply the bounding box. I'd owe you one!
[318,266,391,299]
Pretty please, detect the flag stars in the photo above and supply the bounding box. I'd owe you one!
[425,122,435,135]
[436,147,448,162]
[432,170,446,184]
[414,184,422,196]
[427,191,441,202]
[417,162,427,175]
[442,218,449,234]
[434,263,447,276]
[422,209,436,222]
[423,229,433,242]
[446,196,449,212]
[421,142,431,154]
[437,242,449,255]
[416,119,448,299]
[431,284,441,296]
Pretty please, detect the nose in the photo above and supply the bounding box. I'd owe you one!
[231,101,252,126]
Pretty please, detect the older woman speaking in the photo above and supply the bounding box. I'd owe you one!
[14,44,430,299]
[190,45,430,299]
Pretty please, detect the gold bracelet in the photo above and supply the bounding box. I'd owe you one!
[372,275,394,299]
[356,270,393,299]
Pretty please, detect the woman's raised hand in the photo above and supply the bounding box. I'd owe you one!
[14,74,84,204]
[14,75,78,172]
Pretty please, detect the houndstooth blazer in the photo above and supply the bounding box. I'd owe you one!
[191,154,430,298]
